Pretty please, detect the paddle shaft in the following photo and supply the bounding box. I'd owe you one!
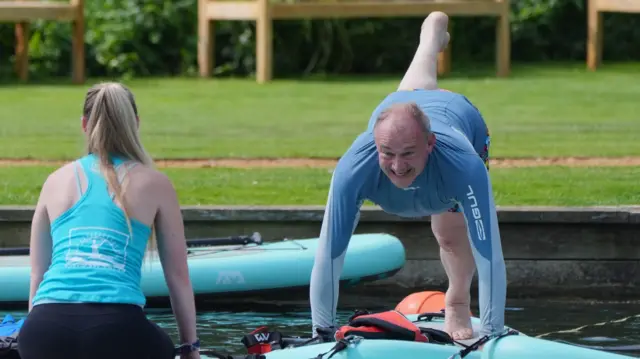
[0,232,263,256]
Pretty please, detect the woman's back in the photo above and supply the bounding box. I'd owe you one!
[32,153,161,306]
[20,81,200,359]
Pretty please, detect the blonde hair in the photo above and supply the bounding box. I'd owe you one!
[82,82,157,259]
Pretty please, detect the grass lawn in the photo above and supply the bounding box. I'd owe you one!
[1,62,640,160]
[2,166,639,207]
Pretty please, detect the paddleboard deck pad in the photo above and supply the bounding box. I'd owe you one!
[0,233,406,308]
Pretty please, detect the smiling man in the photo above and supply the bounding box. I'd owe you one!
[309,11,506,341]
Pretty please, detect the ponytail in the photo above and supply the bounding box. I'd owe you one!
[83,83,157,262]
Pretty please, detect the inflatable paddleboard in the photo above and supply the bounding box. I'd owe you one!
[259,336,633,359]
[237,291,635,359]
[0,233,405,306]
[257,315,632,359]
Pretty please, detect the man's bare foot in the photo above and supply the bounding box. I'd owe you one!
[420,11,450,53]
[444,304,474,340]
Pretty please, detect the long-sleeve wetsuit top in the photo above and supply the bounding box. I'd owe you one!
[309,89,506,338]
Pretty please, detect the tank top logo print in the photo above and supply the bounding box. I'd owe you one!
[65,226,130,272]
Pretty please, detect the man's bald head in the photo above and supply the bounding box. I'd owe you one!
[372,102,436,189]
[373,102,431,137]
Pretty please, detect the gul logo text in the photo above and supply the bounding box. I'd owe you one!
[466,185,486,241]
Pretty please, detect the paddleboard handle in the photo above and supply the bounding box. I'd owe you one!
[0,232,264,256]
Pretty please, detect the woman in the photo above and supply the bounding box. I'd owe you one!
[18,82,200,359]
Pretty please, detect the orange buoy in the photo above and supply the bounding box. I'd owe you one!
[395,291,446,315]
[395,291,473,316]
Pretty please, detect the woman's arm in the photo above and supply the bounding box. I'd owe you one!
[28,187,53,312]
[153,172,198,345]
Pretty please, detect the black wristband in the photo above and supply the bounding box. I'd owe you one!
[174,339,200,355]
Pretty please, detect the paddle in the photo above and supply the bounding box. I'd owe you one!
[0,232,263,256]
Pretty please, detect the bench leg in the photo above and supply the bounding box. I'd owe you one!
[256,0,272,83]
[437,21,452,76]
[198,1,214,77]
[437,48,451,75]
[15,22,29,82]
[496,12,510,77]
[586,2,603,71]
[71,16,85,84]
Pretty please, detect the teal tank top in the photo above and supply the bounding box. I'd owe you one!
[32,154,153,307]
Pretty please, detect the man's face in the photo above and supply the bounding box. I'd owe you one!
[373,116,435,188]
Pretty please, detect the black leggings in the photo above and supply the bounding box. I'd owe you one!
[17,303,175,359]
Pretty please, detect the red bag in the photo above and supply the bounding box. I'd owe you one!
[240,326,284,354]
[334,310,429,342]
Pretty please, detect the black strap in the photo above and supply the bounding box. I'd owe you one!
[315,327,337,343]
[313,339,349,359]
[0,336,18,357]
[420,327,454,344]
[347,309,371,322]
[451,329,519,359]
[413,310,465,347]
[415,312,446,322]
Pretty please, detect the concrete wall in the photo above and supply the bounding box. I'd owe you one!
[2,205,639,299]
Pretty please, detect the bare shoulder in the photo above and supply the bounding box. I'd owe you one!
[40,161,78,192]
[132,166,177,196]
[46,161,76,179]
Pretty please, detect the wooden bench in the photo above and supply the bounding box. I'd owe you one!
[197,0,511,83]
[587,0,640,70]
[0,0,85,83]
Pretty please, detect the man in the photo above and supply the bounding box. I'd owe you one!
[309,11,506,341]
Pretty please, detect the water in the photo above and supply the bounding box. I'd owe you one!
[3,297,640,357]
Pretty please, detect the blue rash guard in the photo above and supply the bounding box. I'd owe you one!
[309,89,506,337]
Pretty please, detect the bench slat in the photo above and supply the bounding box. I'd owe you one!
[204,0,507,20]
[593,0,640,12]
[271,2,507,19]
[205,1,257,20]
[290,0,502,2]
[0,3,78,21]
[198,0,511,82]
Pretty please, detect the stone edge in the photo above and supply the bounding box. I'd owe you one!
[2,205,640,223]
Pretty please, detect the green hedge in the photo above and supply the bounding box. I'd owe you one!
[1,0,639,81]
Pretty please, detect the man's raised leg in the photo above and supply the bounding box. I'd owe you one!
[431,211,476,340]
[397,11,450,92]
